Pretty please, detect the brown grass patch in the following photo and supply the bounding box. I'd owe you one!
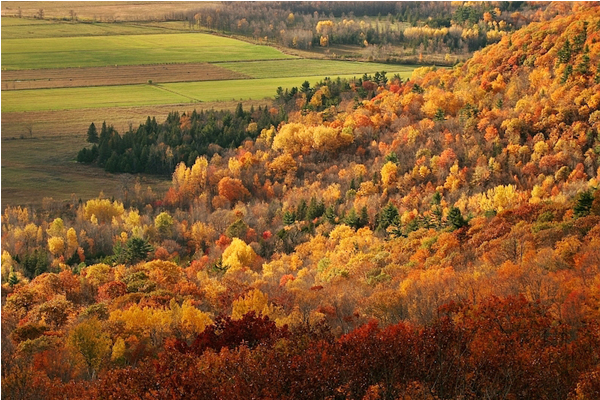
[1,2,216,21]
[2,98,271,138]
[2,63,249,90]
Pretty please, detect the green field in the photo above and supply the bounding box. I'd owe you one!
[1,19,186,39]
[219,59,419,79]
[2,32,293,70]
[2,84,191,112]
[3,70,415,113]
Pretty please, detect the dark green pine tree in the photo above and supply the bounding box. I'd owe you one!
[307,197,325,220]
[87,122,99,143]
[574,190,594,218]
[359,206,370,228]
[344,208,360,229]
[8,270,19,286]
[124,237,154,265]
[283,210,296,225]
[296,199,308,221]
[448,207,468,231]
[325,205,337,224]
[377,203,399,231]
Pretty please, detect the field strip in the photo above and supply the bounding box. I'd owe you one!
[218,59,420,79]
[2,84,193,112]
[1,19,190,39]
[1,63,250,90]
[1,99,273,139]
[2,32,293,70]
[2,71,416,113]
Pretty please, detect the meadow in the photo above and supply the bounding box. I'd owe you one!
[1,15,418,208]
[1,18,187,39]
[217,59,419,79]
[2,32,293,70]
[2,70,415,113]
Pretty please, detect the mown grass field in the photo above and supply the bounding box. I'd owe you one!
[1,13,419,208]
[219,59,419,79]
[2,32,293,70]
[3,70,416,113]
[1,1,216,21]
[1,18,188,39]
[1,63,246,90]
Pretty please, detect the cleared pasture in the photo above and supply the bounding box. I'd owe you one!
[219,59,419,79]
[1,135,172,208]
[2,63,248,90]
[1,1,215,21]
[2,84,194,112]
[2,33,293,70]
[1,18,186,39]
[3,70,416,112]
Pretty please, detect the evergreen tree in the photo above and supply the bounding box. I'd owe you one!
[296,199,308,221]
[344,208,360,229]
[377,203,399,231]
[87,122,99,143]
[307,197,325,220]
[124,237,154,265]
[8,269,19,286]
[574,190,594,218]
[325,205,337,224]
[448,207,468,230]
[283,210,296,225]
[360,206,370,228]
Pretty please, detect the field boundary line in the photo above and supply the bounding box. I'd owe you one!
[152,84,202,103]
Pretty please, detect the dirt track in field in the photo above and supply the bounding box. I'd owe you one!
[1,63,250,90]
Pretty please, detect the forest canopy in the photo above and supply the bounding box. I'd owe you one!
[3,3,600,399]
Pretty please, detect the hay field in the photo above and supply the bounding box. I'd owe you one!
[1,63,248,90]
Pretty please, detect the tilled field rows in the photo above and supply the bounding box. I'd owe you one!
[1,63,249,90]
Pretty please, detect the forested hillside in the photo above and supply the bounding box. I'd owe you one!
[2,4,600,399]
[184,1,567,63]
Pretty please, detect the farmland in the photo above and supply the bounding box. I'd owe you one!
[1,63,247,90]
[2,71,415,113]
[2,32,293,70]
[1,13,419,208]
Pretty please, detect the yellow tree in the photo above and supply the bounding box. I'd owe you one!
[68,318,111,380]
[231,289,277,320]
[83,199,124,224]
[222,238,258,270]
[381,161,399,188]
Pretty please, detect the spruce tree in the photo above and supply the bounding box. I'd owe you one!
[87,122,99,143]
[574,190,594,218]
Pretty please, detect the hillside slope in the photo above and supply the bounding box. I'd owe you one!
[2,6,600,399]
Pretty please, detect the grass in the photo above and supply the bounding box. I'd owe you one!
[2,1,216,21]
[219,59,419,79]
[2,32,293,70]
[1,19,187,39]
[2,84,192,112]
[1,135,171,208]
[3,70,417,113]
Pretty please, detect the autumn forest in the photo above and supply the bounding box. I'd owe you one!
[3,2,600,399]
